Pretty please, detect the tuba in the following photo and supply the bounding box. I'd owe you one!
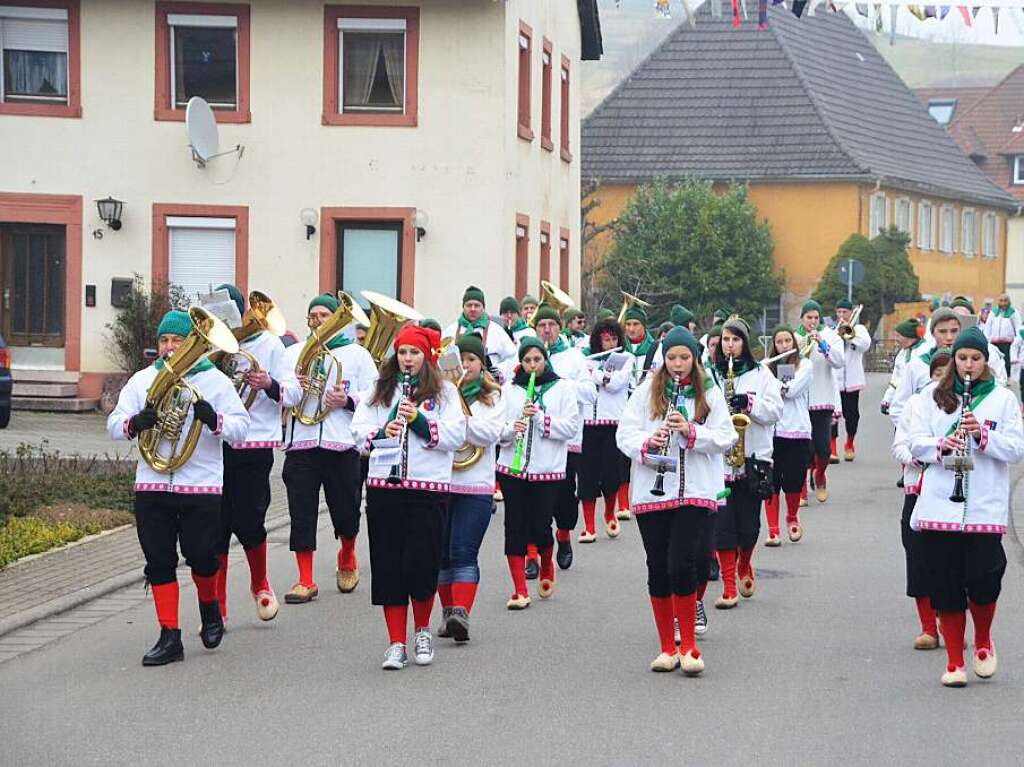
[210,290,287,410]
[291,292,369,426]
[360,291,424,366]
[438,337,485,471]
[836,304,864,342]
[725,355,751,469]
[617,290,651,325]
[138,306,239,473]
[529,281,576,328]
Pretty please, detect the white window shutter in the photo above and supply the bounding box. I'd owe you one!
[0,17,68,52]
[169,225,236,302]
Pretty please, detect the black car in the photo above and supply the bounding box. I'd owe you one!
[0,335,11,428]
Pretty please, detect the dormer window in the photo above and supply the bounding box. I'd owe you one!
[1014,156,1024,185]
[927,98,957,127]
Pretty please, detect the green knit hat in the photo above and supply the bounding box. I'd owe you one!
[499,296,520,314]
[455,333,486,362]
[661,326,700,358]
[707,323,723,339]
[800,299,822,317]
[563,308,584,323]
[952,326,989,360]
[532,303,562,326]
[462,286,486,306]
[157,309,192,339]
[597,308,615,321]
[930,307,960,330]
[520,294,539,308]
[670,304,695,327]
[949,296,975,313]
[657,321,674,336]
[894,318,919,339]
[308,293,339,314]
[518,336,548,361]
[419,318,442,332]
[623,305,648,325]
[713,308,729,323]
[836,298,854,310]
[216,283,245,317]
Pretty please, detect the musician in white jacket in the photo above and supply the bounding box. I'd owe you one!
[617,327,736,676]
[107,310,249,667]
[881,319,928,416]
[442,285,517,379]
[907,327,1024,687]
[982,293,1018,380]
[436,334,504,643]
[831,299,871,462]
[496,337,579,610]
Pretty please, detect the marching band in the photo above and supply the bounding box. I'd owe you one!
[106,283,1024,688]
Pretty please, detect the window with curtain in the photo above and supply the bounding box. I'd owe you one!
[918,201,933,250]
[340,20,405,113]
[894,198,912,236]
[868,192,886,236]
[169,15,238,109]
[939,206,955,254]
[961,209,977,256]
[0,9,69,104]
[982,214,998,259]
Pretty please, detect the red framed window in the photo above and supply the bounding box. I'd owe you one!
[558,227,570,292]
[560,55,571,162]
[151,203,249,297]
[0,1,81,118]
[517,20,532,141]
[515,214,529,298]
[540,38,553,151]
[539,221,551,287]
[322,5,420,128]
[154,2,251,123]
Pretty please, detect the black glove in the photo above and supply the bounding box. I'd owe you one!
[880,403,890,416]
[729,393,749,412]
[192,399,218,430]
[129,407,159,435]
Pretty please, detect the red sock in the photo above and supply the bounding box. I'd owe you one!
[814,456,827,485]
[451,582,478,613]
[507,555,528,597]
[526,543,539,563]
[737,547,754,580]
[603,504,616,524]
[216,553,229,618]
[784,492,801,524]
[617,482,630,512]
[829,436,838,456]
[438,583,453,608]
[411,595,435,630]
[672,592,699,657]
[649,596,676,655]
[765,493,780,536]
[539,546,555,580]
[582,499,597,534]
[718,549,738,599]
[915,596,938,637]
[383,604,407,645]
[245,543,269,595]
[800,479,808,502]
[604,491,618,515]
[938,611,967,671]
[697,581,708,601]
[844,435,855,450]
[295,550,315,587]
[969,600,997,653]
[192,572,219,604]
[338,536,357,571]
[151,582,179,629]
[556,529,571,544]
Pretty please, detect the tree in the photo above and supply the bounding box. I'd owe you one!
[104,275,188,374]
[811,227,920,336]
[600,180,784,328]
[580,178,617,318]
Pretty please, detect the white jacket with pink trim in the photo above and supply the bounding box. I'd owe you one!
[833,324,871,392]
[908,384,1024,533]
[449,390,504,496]
[800,328,844,410]
[774,360,812,440]
[230,332,302,448]
[710,362,783,479]
[108,364,249,494]
[548,345,597,453]
[892,387,929,495]
[496,377,578,481]
[352,380,466,493]
[616,377,736,513]
[983,310,1020,345]
[583,357,631,424]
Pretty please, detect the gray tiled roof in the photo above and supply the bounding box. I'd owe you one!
[582,6,1017,210]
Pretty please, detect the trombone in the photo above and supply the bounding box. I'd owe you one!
[836,304,864,342]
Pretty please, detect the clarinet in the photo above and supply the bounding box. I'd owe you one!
[948,373,973,503]
[650,375,682,497]
[387,371,413,485]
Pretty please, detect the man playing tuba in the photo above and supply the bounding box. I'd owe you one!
[107,309,250,667]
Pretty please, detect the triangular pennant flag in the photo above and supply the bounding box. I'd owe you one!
[655,0,671,18]
[958,6,972,26]
[908,5,927,21]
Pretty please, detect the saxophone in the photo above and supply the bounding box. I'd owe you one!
[725,355,751,469]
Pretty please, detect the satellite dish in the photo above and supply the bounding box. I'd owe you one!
[185,97,219,166]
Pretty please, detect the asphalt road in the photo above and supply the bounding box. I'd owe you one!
[2,375,1023,766]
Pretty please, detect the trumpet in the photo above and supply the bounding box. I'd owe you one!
[650,374,682,497]
[210,290,286,410]
[836,304,864,342]
[945,373,974,503]
[798,330,829,359]
[725,355,751,469]
[139,306,239,473]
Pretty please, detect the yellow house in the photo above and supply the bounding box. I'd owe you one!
[581,7,1016,324]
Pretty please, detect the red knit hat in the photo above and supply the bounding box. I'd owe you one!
[393,323,441,365]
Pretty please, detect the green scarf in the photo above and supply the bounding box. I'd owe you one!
[546,335,570,356]
[460,376,483,405]
[795,324,824,337]
[509,318,528,333]
[311,332,352,351]
[458,313,489,333]
[664,375,713,419]
[564,329,585,341]
[920,345,952,367]
[942,375,996,436]
[385,375,421,422]
[714,355,756,378]
[625,333,654,358]
[993,306,1014,318]
[904,337,924,363]
[154,357,213,375]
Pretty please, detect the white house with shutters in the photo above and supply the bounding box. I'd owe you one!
[0,0,602,407]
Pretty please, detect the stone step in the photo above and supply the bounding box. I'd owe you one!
[12,382,78,398]
[11,397,99,413]
[10,369,80,384]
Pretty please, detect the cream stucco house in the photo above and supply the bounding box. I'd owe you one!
[0,0,602,406]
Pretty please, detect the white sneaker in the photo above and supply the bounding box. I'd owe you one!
[381,642,407,670]
[413,628,434,666]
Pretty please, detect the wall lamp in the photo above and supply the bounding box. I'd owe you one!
[300,208,318,240]
[96,196,124,231]
[415,209,429,242]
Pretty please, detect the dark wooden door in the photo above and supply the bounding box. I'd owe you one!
[0,225,66,347]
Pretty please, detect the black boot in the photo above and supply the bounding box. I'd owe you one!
[556,540,573,570]
[142,627,184,667]
[525,558,539,580]
[198,600,225,649]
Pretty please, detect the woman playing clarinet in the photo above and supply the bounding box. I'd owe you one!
[617,328,736,676]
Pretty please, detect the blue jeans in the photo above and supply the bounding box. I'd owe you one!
[438,494,494,585]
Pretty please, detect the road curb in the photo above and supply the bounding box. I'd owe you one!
[0,509,298,640]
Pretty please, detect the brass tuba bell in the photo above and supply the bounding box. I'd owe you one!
[360,290,424,367]
[437,336,485,471]
[210,290,287,410]
[529,280,576,328]
[617,290,651,325]
[138,306,240,473]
